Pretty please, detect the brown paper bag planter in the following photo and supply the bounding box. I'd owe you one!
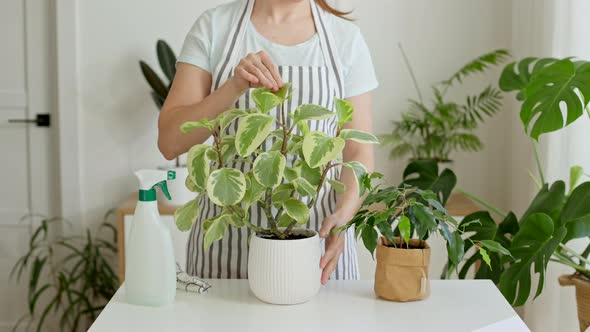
[375,237,431,302]
[559,273,590,332]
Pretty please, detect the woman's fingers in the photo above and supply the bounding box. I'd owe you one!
[320,232,344,284]
[235,67,259,85]
[248,55,278,90]
[321,256,339,285]
[258,51,283,88]
[319,214,337,238]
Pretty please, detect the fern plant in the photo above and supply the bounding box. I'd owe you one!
[380,47,510,162]
[11,212,119,332]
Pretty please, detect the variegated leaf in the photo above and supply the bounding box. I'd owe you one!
[252,88,281,113]
[295,160,322,186]
[174,198,200,232]
[185,175,199,192]
[283,198,310,225]
[278,214,295,227]
[272,184,294,207]
[335,98,353,129]
[220,136,237,163]
[242,173,266,206]
[327,179,346,194]
[187,144,211,190]
[292,104,334,123]
[342,161,368,194]
[302,131,345,168]
[203,215,228,250]
[219,109,248,132]
[206,168,246,206]
[235,114,275,156]
[339,129,379,144]
[292,177,317,197]
[181,118,217,133]
[253,151,286,188]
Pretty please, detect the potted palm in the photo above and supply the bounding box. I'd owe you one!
[139,39,193,206]
[337,161,508,302]
[446,56,590,331]
[173,83,378,304]
[380,47,509,166]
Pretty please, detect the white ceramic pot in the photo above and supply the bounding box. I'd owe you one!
[159,167,194,207]
[248,229,321,305]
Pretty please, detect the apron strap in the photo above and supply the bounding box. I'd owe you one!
[310,1,344,98]
[213,0,254,90]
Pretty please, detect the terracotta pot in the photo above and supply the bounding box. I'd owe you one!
[560,273,590,332]
[374,237,431,302]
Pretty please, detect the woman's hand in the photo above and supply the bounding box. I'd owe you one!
[319,210,352,285]
[231,51,283,92]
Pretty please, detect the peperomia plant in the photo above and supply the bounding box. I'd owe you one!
[336,163,510,270]
[173,83,378,248]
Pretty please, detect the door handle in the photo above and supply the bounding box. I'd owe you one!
[8,113,50,127]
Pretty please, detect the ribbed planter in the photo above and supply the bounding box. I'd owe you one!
[248,229,321,305]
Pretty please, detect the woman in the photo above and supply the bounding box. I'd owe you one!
[158,0,377,284]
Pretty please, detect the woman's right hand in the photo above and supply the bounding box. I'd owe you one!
[231,51,283,92]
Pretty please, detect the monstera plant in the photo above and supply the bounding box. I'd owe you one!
[445,57,590,312]
[173,83,378,245]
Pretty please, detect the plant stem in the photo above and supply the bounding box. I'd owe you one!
[532,140,545,185]
[559,244,590,266]
[456,188,507,219]
[398,43,424,104]
[580,240,590,267]
[280,103,289,155]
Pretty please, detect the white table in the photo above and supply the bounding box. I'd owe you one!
[89,280,529,332]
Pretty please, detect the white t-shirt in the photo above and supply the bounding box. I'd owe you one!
[178,0,379,98]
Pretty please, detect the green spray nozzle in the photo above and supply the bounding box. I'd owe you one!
[135,170,176,202]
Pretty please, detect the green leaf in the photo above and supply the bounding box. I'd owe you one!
[219,109,248,132]
[225,211,245,228]
[335,98,353,129]
[561,182,590,242]
[292,177,317,197]
[282,198,310,225]
[327,179,346,194]
[361,225,378,257]
[376,220,395,245]
[302,131,345,168]
[398,215,411,245]
[187,144,211,190]
[570,165,584,194]
[252,151,286,188]
[174,198,200,231]
[339,129,379,144]
[498,213,566,307]
[242,173,266,206]
[411,204,437,239]
[277,214,295,227]
[272,184,294,206]
[292,104,334,123]
[479,248,491,268]
[479,239,512,258]
[252,88,281,113]
[203,215,228,250]
[206,168,246,206]
[445,49,510,85]
[520,59,590,139]
[439,222,464,265]
[139,61,168,100]
[181,118,216,134]
[185,175,199,192]
[402,159,456,206]
[156,40,177,82]
[220,136,237,163]
[522,181,566,222]
[296,160,322,186]
[283,167,299,182]
[274,82,292,100]
[235,114,275,156]
[342,161,368,195]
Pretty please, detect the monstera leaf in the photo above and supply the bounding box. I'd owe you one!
[402,159,457,205]
[498,213,566,307]
[500,58,590,139]
[521,181,566,222]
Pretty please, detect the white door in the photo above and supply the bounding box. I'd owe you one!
[0,0,57,331]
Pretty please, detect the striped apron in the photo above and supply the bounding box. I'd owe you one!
[186,0,359,280]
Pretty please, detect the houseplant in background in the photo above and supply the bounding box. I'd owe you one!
[380,47,509,166]
[336,161,508,302]
[139,39,192,205]
[11,212,119,332]
[446,56,590,331]
[173,83,378,304]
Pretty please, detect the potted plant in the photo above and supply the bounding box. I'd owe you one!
[11,212,119,332]
[139,39,193,206]
[337,161,508,302]
[446,56,590,330]
[380,47,509,166]
[173,83,378,304]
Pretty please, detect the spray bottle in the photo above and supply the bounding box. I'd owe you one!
[125,169,177,306]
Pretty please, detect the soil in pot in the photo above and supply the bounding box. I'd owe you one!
[374,237,431,302]
[248,229,321,305]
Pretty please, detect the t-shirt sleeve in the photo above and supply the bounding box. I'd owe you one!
[342,28,379,98]
[177,10,213,72]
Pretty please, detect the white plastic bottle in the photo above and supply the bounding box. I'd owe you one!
[125,169,177,307]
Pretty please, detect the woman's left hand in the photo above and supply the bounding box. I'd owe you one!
[319,211,350,285]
